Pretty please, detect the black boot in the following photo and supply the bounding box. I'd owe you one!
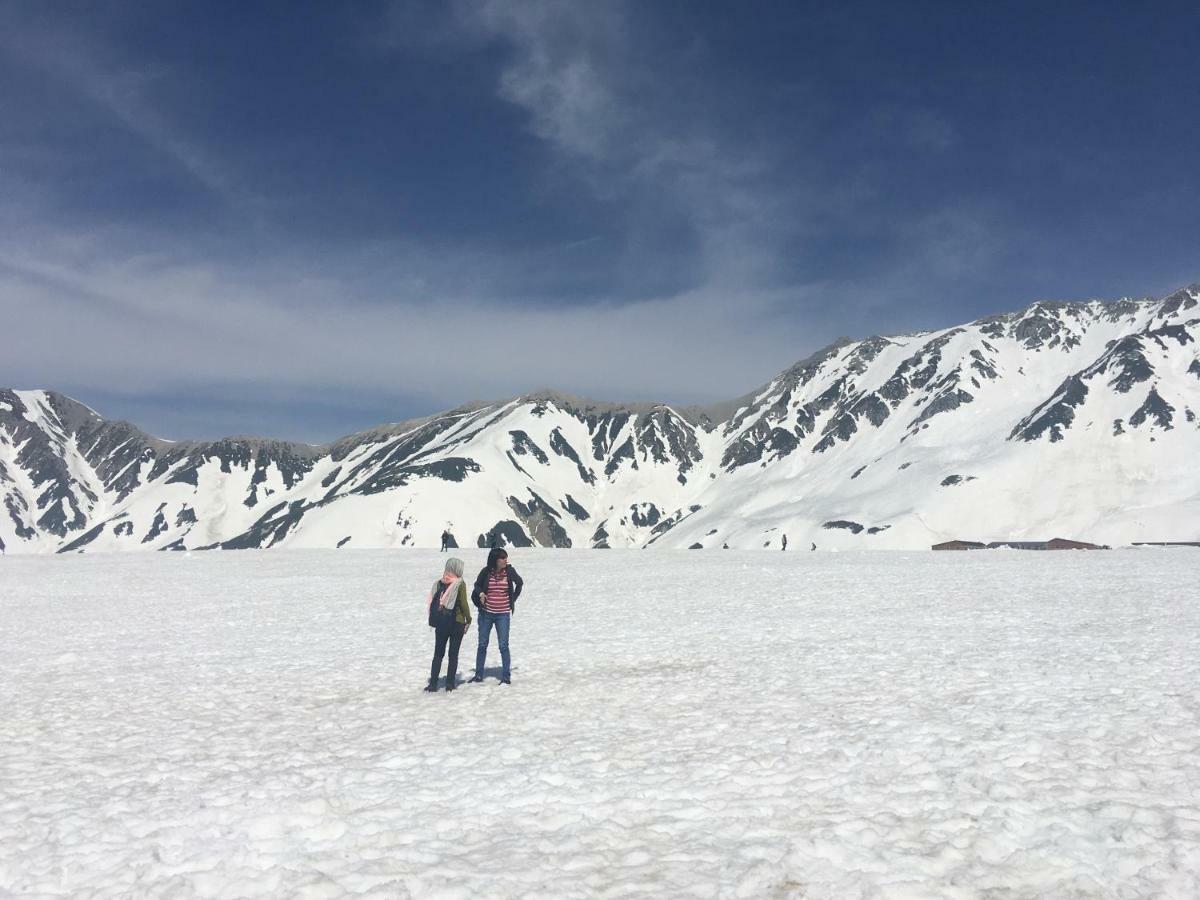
[445,676,457,691]
[469,674,484,683]
[424,679,438,692]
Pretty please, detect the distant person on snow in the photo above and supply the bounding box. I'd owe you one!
[425,557,472,692]
[440,529,452,552]
[470,547,523,684]
[782,534,788,551]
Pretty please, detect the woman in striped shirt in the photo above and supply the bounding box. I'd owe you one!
[470,547,523,684]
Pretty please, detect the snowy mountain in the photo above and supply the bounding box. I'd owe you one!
[3,286,1198,554]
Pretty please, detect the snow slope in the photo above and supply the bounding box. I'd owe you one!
[2,286,1198,553]
[2,549,1198,897]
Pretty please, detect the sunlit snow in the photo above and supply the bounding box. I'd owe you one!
[3,549,1198,897]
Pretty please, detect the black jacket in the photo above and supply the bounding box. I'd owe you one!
[472,564,523,612]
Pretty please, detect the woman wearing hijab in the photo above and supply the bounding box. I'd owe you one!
[426,556,472,692]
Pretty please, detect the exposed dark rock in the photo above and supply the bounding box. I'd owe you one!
[1105,337,1155,393]
[5,495,36,540]
[1013,308,1068,350]
[337,536,352,548]
[867,525,891,534]
[722,339,850,435]
[643,505,704,546]
[723,421,800,468]
[591,522,610,549]
[910,387,974,429]
[845,337,894,375]
[1010,375,1089,443]
[506,452,531,478]
[941,475,977,486]
[813,412,857,454]
[222,500,310,550]
[1156,286,1199,319]
[1129,387,1175,431]
[76,422,160,502]
[166,463,200,487]
[36,489,86,537]
[604,436,637,476]
[338,416,470,488]
[142,507,170,544]
[549,427,596,484]
[175,506,197,527]
[58,523,105,553]
[113,520,134,537]
[507,490,571,547]
[1189,359,1200,380]
[477,520,533,548]
[851,392,891,427]
[822,520,864,534]
[637,408,703,481]
[876,333,958,407]
[851,465,867,479]
[590,413,631,461]
[629,503,661,528]
[356,458,481,495]
[688,543,703,549]
[561,494,589,521]
[509,430,549,464]
[969,349,1000,380]
[244,455,275,507]
[1147,324,1195,348]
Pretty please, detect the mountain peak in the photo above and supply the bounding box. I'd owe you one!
[4,283,1198,553]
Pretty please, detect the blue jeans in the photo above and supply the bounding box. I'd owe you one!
[475,610,511,678]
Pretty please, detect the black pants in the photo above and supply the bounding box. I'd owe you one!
[430,620,464,685]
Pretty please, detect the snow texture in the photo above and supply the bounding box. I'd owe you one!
[3,549,1199,898]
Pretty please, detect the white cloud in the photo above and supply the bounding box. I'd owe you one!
[1,226,820,415]
[0,3,1054,440]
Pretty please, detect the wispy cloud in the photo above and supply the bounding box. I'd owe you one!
[6,3,1179,441]
[446,0,798,293]
[0,8,253,210]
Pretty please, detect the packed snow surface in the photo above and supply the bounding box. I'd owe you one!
[2,549,1199,898]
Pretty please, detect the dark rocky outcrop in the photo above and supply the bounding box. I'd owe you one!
[822,520,864,534]
[1129,387,1175,431]
[1010,375,1089,443]
[477,520,533,548]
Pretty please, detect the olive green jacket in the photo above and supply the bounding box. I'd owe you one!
[432,579,473,626]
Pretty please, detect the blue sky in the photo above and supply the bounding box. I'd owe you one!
[2,1,1198,441]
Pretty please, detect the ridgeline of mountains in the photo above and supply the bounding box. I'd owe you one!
[3,286,1198,554]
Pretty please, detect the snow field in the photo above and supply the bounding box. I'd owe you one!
[2,549,1199,898]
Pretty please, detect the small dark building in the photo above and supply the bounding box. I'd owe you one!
[932,540,987,551]
[985,538,1109,551]
[1045,537,1109,550]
